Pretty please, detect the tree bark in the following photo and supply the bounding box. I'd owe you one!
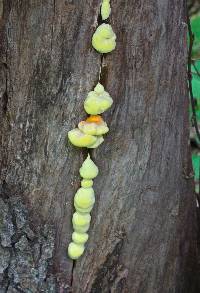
[0,0,198,292]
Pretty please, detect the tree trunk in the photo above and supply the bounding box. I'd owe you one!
[0,0,198,292]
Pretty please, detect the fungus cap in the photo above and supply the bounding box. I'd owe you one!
[68,128,97,147]
[84,83,113,115]
[92,23,116,53]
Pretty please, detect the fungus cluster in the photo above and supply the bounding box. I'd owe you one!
[68,83,113,149]
[67,0,116,260]
[68,155,98,259]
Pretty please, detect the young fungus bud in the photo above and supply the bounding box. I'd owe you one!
[81,179,93,188]
[79,154,99,179]
[101,0,111,20]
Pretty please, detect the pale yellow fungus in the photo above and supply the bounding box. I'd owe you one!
[72,232,89,245]
[74,201,94,214]
[92,23,116,53]
[68,242,85,260]
[79,154,99,179]
[84,83,113,115]
[87,136,104,148]
[74,187,95,208]
[101,0,111,20]
[68,128,97,147]
[78,118,109,136]
[81,179,93,188]
[73,223,90,233]
[72,212,91,227]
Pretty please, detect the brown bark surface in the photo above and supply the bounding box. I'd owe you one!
[0,0,198,292]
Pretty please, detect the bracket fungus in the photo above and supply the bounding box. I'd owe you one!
[84,83,113,115]
[68,128,97,147]
[92,23,116,53]
[78,116,109,136]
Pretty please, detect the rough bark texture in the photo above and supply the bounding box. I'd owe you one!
[0,0,198,292]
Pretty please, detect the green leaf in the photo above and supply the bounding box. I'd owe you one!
[192,154,200,180]
[191,14,200,57]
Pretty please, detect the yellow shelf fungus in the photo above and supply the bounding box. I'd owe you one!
[68,242,85,260]
[68,128,97,147]
[78,115,109,136]
[92,23,116,53]
[79,154,99,179]
[72,232,89,245]
[84,83,113,115]
[101,0,111,20]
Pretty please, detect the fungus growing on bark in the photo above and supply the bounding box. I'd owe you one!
[92,23,116,53]
[101,0,111,20]
[68,242,85,260]
[79,154,99,179]
[68,128,97,147]
[84,83,113,115]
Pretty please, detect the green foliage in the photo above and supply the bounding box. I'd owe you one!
[191,14,200,58]
[190,15,200,193]
[192,154,200,193]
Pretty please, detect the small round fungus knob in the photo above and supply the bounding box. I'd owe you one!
[72,232,89,244]
[81,179,93,188]
[68,242,85,260]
